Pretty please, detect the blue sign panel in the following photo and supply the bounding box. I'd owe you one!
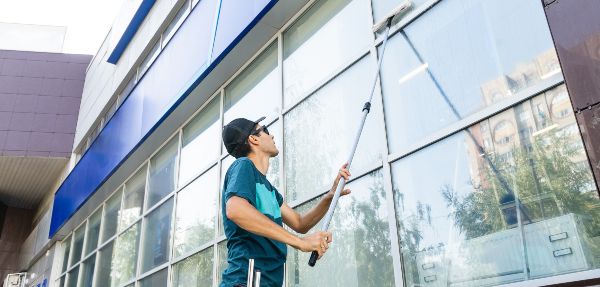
[50,0,278,237]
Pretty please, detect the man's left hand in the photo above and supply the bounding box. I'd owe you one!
[325,163,351,199]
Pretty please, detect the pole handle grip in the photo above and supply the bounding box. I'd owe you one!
[308,251,319,267]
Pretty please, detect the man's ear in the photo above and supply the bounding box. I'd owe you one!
[247,135,259,145]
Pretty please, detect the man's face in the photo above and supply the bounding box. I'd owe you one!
[250,124,279,157]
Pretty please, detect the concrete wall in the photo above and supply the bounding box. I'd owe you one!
[0,206,33,284]
[0,50,91,157]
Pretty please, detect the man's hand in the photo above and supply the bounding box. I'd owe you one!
[325,163,352,200]
[299,231,333,259]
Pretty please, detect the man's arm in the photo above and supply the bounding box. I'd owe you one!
[281,164,351,234]
[226,196,332,258]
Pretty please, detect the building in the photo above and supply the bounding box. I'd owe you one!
[6,0,600,286]
[0,23,91,287]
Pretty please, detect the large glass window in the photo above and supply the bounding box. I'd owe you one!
[148,137,179,208]
[141,198,174,273]
[283,0,373,107]
[172,248,214,287]
[138,40,161,80]
[174,167,219,257]
[61,237,71,273]
[218,156,236,236]
[380,0,560,153]
[66,266,79,287]
[84,209,102,255]
[101,189,123,243]
[224,42,279,124]
[120,167,147,230]
[287,170,394,286]
[113,223,141,286]
[371,0,428,24]
[217,241,228,280]
[392,87,599,287]
[180,97,220,186]
[139,268,168,287]
[163,0,190,47]
[69,225,85,267]
[95,242,114,287]
[284,56,385,202]
[80,254,96,287]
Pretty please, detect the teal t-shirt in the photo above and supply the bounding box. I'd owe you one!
[220,157,286,287]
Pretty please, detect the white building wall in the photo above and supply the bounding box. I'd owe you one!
[74,0,183,151]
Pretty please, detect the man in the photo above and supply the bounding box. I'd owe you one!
[220,116,351,287]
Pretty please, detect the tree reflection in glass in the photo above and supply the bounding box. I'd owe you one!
[172,248,214,287]
[287,170,394,286]
[284,56,385,202]
[112,223,140,286]
[174,167,218,258]
[393,87,600,287]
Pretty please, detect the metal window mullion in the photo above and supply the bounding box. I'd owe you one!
[90,249,101,287]
[366,40,405,286]
[166,187,178,287]
[387,74,565,165]
[76,255,85,287]
[213,88,225,287]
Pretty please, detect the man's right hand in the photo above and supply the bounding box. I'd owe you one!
[299,231,333,259]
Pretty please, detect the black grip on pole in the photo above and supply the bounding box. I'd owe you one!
[308,251,319,267]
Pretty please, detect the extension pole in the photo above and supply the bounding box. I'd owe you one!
[308,1,412,267]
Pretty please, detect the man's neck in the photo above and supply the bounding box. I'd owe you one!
[247,153,270,175]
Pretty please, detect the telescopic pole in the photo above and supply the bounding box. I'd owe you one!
[308,1,412,267]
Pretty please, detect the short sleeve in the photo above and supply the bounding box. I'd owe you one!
[224,159,257,206]
[275,188,284,207]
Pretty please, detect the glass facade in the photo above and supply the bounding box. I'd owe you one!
[54,0,600,286]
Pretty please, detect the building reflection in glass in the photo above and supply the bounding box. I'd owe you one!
[393,86,600,286]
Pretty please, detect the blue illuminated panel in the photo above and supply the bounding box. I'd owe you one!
[50,0,278,237]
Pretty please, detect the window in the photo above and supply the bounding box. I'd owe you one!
[283,0,373,107]
[120,167,147,229]
[84,209,102,255]
[217,241,228,280]
[224,42,279,124]
[100,189,122,243]
[94,242,114,287]
[218,156,236,236]
[139,268,168,287]
[120,75,136,102]
[174,167,218,257]
[379,0,557,153]
[66,266,79,287]
[80,254,96,287]
[391,91,600,287]
[371,0,428,25]
[287,170,394,286]
[179,97,220,186]
[69,225,85,267]
[138,40,161,80]
[284,56,385,202]
[162,0,190,47]
[147,137,179,208]
[61,237,71,273]
[172,248,214,287]
[140,198,174,273]
[113,223,141,286]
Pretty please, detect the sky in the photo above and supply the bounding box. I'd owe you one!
[0,0,127,55]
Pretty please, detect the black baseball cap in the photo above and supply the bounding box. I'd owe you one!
[222,116,266,157]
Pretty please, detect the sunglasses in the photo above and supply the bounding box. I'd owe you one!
[251,125,270,136]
